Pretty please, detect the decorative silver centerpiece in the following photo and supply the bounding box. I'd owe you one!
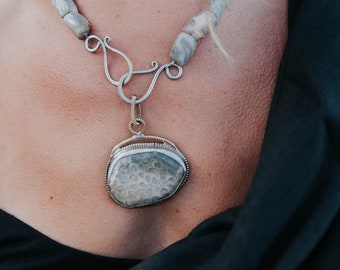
[106,135,190,208]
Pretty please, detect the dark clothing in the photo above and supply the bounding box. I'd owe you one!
[133,0,340,269]
[0,210,140,270]
[1,0,339,269]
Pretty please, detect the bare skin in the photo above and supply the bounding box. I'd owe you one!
[0,0,287,259]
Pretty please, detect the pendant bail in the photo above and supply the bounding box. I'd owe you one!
[129,96,146,135]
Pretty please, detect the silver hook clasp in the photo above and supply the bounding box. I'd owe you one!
[118,61,183,104]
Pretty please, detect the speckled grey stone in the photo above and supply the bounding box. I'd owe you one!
[107,145,189,208]
[209,0,230,19]
[182,11,218,40]
[170,32,197,66]
[52,0,78,18]
[64,13,90,39]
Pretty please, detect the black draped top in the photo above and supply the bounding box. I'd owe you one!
[0,209,141,270]
[1,0,339,269]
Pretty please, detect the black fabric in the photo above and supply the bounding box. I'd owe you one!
[1,0,339,269]
[132,0,340,269]
[0,210,141,270]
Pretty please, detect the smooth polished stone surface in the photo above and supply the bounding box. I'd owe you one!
[64,13,90,39]
[170,32,197,66]
[107,149,188,208]
[52,0,78,18]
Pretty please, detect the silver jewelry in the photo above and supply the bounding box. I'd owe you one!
[52,0,229,208]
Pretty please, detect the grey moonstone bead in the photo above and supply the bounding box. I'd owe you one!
[52,0,78,18]
[182,11,218,40]
[209,0,230,19]
[170,32,197,66]
[64,13,90,39]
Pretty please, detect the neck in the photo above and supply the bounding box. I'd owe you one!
[77,1,203,40]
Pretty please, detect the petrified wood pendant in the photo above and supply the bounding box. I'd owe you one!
[106,135,190,208]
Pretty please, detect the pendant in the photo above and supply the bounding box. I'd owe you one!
[106,134,190,208]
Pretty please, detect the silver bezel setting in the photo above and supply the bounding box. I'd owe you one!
[105,135,190,208]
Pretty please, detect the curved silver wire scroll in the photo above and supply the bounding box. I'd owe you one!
[84,35,183,105]
[85,35,133,86]
[118,61,183,104]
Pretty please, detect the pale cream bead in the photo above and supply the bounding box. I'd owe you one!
[64,13,90,39]
[52,0,78,18]
[182,11,218,40]
[170,32,197,66]
[209,0,230,19]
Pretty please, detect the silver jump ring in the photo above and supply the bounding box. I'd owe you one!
[129,119,146,135]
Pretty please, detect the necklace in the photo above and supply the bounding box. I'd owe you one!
[52,0,229,208]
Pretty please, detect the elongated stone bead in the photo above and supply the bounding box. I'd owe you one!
[170,32,197,66]
[52,0,78,18]
[182,11,218,40]
[209,0,230,19]
[64,13,90,39]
